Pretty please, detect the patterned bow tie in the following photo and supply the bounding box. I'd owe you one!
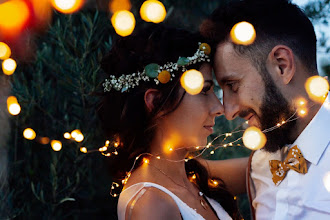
[269,145,308,186]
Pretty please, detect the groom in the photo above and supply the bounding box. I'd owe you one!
[201,0,330,219]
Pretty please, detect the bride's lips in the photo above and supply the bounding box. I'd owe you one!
[204,125,214,133]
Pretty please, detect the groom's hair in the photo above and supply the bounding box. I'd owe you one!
[200,0,317,74]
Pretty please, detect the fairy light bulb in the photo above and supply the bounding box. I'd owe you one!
[51,0,84,14]
[111,10,135,37]
[51,140,62,151]
[140,0,166,23]
[74,133,84,142]
[71,129,80,139]
[210,150,215,154]
[180,69,204,95]
[2,58,17,75]
[323,172,330,192]
[230,21,256,45]
[0,42,11,60]
[23,128,36,140]
[64,132,71,139]
[305,76,329,103]
[80,147,87,153]
[298,107,308,117]
[242,126,267,150]
[143,158,149,164]
[7,96,21,116]
[114,141,119,147]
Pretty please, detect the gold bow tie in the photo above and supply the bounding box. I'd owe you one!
[269,145,308,186]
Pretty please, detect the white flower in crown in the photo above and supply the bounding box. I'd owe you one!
[102,43,211,93]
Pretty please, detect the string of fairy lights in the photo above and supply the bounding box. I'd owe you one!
[1,0,330,197]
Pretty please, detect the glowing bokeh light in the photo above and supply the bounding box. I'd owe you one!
[180,69,204,95]
[51,140,62,151]
[64,132,71,139]
[140,0,166,23]
[80,147,87,153]
[71,129,80,139]
[230,21,256,46]
[242,126,267,150]
[74,133,84,142]
[295,97,307,107]
[109,0,131,13]
[7,96,21,115]
[0,0,30,37]
[0,42,11,60]
[51,0,84,14]
[143,158,149,164]
[305,76,329,103]
[39,137,50,145]
[23,128,36,140]
[2,58,17,75]
[298,107,308,117]
[111,10,135,37]
[323,172,330,192]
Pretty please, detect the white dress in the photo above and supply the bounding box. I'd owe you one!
[117,182,232,220]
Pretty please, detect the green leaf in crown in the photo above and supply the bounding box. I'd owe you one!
[177,57,190,66]
[145,63,160,78]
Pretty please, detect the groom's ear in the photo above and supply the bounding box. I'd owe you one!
[268,45,296,85]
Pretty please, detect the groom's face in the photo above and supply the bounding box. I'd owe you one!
[214,42,296,152]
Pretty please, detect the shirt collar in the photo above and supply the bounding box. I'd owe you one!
[293,93,330,165]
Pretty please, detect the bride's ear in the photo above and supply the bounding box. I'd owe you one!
[144,89,160,112]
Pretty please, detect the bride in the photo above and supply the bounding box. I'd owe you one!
[98,24,243,220]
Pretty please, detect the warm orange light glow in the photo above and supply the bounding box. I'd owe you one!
[140,0,166,23]
[143,158,149,164]
[305,76,329,103]
[71,129,80,139]
[80,147,87,153]
[114,142,119,147]
[210,150,215,154]
[99,146,107,152]
[64,132,71,139]
[180,69,204,95]
[51,0,84,14]
[111,10,135,37]
[7,96,21,115]
[298,107,308,117]
[2,58,17,75]
[32,0,52,28]
[243,126,267,150]
[23,128,36,140]
[0,0,30,37]
[0,42,11,60]
[191,174,196,180]
[51,140,62,151]
[39,137,50,145]
[74,133,84,142]
[109,0,131,13]
[230,21,256,45]
[295,97,307,107]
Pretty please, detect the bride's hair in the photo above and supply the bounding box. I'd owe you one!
[98,24,239,219]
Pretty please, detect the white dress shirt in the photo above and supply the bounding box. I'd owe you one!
[250,94,330,220]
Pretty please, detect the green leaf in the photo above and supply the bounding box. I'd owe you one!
[177,57,190,66]
[145,63,159,78]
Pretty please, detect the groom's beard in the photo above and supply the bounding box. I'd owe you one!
[259,73,297,152]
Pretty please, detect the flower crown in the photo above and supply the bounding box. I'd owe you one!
[102,43,211,93]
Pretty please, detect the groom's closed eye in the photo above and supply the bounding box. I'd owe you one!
[225,81,239,92]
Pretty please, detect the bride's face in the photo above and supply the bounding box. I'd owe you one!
[159,64,224,151]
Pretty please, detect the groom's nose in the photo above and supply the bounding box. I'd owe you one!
[223,95,240,120]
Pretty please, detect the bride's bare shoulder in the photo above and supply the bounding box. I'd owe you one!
[125,187,181,220]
